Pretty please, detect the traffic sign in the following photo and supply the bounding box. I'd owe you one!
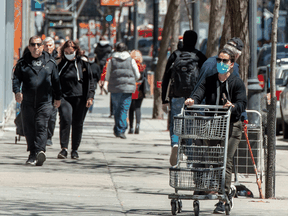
[31,0,44,11]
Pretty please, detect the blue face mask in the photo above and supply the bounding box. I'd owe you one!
[217,62,230,74]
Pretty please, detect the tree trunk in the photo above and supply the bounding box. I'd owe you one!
[266,0,280,199]
[206,0,223,58]
[152,0,181,119]
[184,0,193,30]
[227,0,249,85]
[170,2,180,53]
[219,4,231,50]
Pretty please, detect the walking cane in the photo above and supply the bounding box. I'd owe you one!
[243,120,265,199]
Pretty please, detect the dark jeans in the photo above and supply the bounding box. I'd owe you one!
[21,102,52,153]
[47,107,57,140]
[129,98,143,128]
[58,96,88,150]
[204,121,242,195]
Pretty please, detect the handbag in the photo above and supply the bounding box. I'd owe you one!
[139,77,150,96]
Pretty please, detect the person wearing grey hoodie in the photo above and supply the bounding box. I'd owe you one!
[105,43,140,139]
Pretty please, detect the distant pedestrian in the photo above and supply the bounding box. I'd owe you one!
[161,30,207,166]
[105,43,140,139]
[12,35,62,166]
[128,50,147,134]
[88,52,101,113]
[57,40,95,159]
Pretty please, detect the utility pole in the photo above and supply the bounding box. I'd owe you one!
[133,0,138,49]
[192,0,200,49]
[152,0,159,71]
[247,0,262,123]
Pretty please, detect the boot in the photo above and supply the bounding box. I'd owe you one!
[135,124,140,134]
[128,128,134,134]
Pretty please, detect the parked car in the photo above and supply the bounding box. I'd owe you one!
[257,43,288,67]
[259,59,288,135]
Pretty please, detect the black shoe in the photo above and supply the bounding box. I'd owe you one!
[57,149,68,159]
[71,150,79,159]
[128,128,134,134]
[36,151,46,166]
[46,139,53,146]
[118,133,126,139]
[213,201,225,214]
[134,124,140,134]
[26,152,36,165]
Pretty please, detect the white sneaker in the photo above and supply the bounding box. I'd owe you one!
[170,145,178,166]
[228,185,237,210]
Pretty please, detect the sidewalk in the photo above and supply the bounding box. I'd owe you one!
[0,92,287,216]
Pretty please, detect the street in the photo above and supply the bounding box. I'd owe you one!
[0,91,288,216]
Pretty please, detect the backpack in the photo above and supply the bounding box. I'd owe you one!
[169,50,199,98]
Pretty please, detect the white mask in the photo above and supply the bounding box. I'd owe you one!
[64,51,76,60]
[89,60,94,63]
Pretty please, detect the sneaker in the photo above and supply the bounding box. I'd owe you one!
[128,128,134,134]
[57,149,68,159]
[169,145,178,166]
[26,152,36,165]
[228,185,236,210]
[71,150,79,159]
[213,201,225,214]
[46,139,53,146]
[118,133,126,139]
[36,151,46,166]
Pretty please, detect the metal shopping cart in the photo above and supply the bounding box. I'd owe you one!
[168,105,232,216]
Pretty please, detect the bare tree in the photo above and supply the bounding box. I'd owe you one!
[226,0,249,85]
[206,0,223,58]
[219,4,231,50]
[153,0,181,119]
[184,0,192,30]
[170,1,180,52]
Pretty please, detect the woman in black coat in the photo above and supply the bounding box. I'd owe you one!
[57,40,95,159]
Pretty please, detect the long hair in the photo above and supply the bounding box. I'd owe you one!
[60,40,81,59]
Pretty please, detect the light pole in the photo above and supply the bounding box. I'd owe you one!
[152,0,159,71]
[133,0,138,49]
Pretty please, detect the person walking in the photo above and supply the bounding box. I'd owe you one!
[12,35,62,166]
[128,50,147,134]
[43,36,59,146]
[105,43,140,139]
[185,48,247,214]
[57,40,95,159]
[161,30,207,166]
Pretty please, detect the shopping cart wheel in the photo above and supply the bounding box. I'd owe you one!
[15,136,17,144]
[177,200,182,213]
[193,200,199,216]
[225,203,230,215]
[171,200,177,215]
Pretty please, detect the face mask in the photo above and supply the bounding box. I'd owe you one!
[217,62,230,74]
[89,60,94,63]
[64,51,76,60]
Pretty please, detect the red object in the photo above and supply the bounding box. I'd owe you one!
[285,44,288,48]
[276,90,282,101]
[132,60,146,100]
[258,74,265,89]
[157,81,162,88]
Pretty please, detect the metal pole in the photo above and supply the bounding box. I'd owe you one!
[128,7,132,36]
[73,0,77,40]
[247,0,262,124]
[192,0,200,49]
[152,0,159,65]
[133,0,138,50]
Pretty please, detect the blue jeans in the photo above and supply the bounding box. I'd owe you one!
[170,97,185,147]
[111,93,132,134]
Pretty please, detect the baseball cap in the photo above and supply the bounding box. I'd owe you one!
[227,37,244,51]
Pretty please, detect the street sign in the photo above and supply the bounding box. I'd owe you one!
[31,0,44,11]
[159,0,167,15]
[101,0,133,6]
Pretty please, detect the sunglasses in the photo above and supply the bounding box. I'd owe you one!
[30,43,43,47]
[216,57,230,64]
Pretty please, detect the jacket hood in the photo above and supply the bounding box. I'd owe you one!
[99,40,111,47]
[183,30,197,50]
[112,51,131,60]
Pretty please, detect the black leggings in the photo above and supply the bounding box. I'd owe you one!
[129,98,143,128]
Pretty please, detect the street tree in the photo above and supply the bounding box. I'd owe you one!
[152,0,181,119]
[206,0,223,58]
[219,4,231,50]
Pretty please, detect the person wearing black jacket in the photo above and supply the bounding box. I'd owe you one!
[12,35,62,166]
[57,40,95,159]
[161,30,207,166]
[185,48,247,214]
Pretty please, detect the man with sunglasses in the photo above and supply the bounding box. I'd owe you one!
[12,36,62,166]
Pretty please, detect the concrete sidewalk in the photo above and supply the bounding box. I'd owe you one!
[0,92,288,216]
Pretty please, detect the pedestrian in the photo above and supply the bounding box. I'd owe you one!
[161,30,207,166]
[185,48,247,214]
[105,42,140,139]
[43,36,59,146]
[57,40,95,159]
[128,50,147,134]
[87,52,101,113]
[12,35,62,166]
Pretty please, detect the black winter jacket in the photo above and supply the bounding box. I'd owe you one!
[192,73,247,123]
[94,42,112,70]
[58,56,95,100]
[12,52,62,107]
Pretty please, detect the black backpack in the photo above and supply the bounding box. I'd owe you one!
[169,50,199,98]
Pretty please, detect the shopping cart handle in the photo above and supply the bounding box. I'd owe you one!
[185,104,230,109]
